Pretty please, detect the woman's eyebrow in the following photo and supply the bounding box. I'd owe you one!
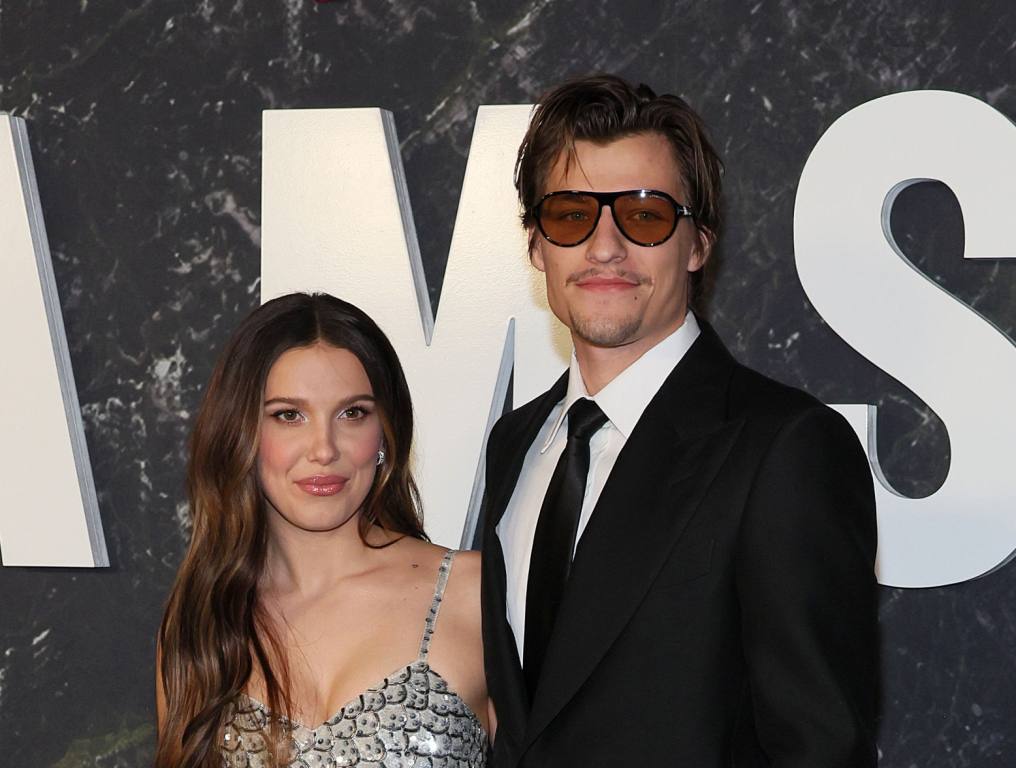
[263,394,375,408]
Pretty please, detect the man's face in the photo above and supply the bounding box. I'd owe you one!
[531,132,710,350]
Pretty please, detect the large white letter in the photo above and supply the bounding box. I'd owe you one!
[261,106,569,547]
[0,114,107,567]
[794,91,1016,587]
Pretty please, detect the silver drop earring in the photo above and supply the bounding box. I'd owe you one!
[376,448,386,466]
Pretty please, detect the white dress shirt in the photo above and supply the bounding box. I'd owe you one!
[496,313,701,660]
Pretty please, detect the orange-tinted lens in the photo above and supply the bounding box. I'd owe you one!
[538,194,599,245]
[613,193,677,244]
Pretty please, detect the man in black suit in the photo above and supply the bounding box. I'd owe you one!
[480,74,878,766]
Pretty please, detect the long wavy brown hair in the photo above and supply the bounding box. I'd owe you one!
[157,292,426,768]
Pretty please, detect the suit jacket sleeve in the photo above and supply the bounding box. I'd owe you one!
[736,405,879,767]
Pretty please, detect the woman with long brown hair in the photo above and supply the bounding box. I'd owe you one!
[156,292,490,767]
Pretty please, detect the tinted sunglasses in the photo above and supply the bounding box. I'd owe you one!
[532,189,695,247]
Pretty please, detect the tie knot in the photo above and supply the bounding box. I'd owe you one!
[566,398,608,442]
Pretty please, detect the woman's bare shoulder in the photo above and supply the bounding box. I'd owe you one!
[384,538,481,601]
[445,549,481,620]
[450,549,481,582]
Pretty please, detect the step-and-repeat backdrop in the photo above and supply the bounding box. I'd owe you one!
[1,2,1013,765]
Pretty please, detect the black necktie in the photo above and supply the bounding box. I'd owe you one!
[524,398,608,697]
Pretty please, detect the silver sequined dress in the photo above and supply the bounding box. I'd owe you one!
[221,551,488,767]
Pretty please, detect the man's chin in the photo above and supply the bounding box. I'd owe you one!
[570,314,643,348]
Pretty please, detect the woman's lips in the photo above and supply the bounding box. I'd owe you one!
[295,475,348,496]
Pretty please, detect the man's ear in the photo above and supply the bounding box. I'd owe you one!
[687,227,715,273]
[529,228,547,272]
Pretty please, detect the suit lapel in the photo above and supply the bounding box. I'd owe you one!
[485,372,568,532]
[523,323,743,747]
[482,373,568,751]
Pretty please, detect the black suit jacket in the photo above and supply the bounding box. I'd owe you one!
[480,321,878,767]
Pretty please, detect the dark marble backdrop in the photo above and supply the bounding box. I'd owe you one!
[0,1,1013,765]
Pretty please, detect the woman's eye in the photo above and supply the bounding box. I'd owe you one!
[339,405,369,420]
[271,409,303,423]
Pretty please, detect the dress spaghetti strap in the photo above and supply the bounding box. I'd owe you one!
[418,549,456,660]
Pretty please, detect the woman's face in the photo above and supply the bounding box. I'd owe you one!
[257,342,384,533]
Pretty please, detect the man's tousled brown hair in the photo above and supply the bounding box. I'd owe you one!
[515,73,723,244]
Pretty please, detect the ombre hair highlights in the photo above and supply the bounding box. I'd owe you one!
[156,293,426,768]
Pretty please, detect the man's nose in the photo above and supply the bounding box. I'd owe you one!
[584,205,627,263]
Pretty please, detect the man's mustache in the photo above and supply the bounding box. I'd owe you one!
[565,268,650,286]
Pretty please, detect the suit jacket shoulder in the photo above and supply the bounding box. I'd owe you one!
[729,359,823,420]
[725,358,861,455]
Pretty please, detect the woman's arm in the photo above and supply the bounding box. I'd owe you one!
[487,697,498,741]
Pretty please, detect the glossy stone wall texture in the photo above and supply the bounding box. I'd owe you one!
[0,1,1013,765]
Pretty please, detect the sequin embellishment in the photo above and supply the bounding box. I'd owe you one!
[221,551,487,767]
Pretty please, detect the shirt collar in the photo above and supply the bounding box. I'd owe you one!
[540,312,701,452]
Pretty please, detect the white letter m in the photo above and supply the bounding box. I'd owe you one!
[261,106,569,547]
